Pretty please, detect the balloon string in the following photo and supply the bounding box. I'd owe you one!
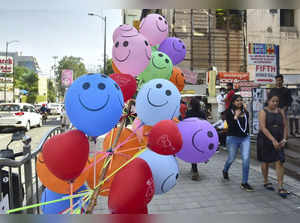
[70,182,73,214]
[93,150,97,189]
[112,122,144,152]
[94,148,146,189]
[115,146,146,154]
[82,152,108,174]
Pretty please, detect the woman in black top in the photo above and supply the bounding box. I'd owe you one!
[257,93,289,198]
[185,97,206,181]
[222,95,254,192]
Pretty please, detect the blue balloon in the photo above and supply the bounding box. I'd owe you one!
[65,73,124,136]
[41,185,87,214]
[136,79,180,126]
[139,149,179,195]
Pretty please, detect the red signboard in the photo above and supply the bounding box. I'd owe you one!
[218,72,250,83]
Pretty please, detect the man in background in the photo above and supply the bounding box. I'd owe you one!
[225,82,235,110]
[217,87,226,116]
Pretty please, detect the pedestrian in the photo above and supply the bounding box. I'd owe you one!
[269,74,292,115]
[288,95,300,136]
[213,111,227,150]
[185,97,207,181]
[222,95,254,192]
[257,93,289,198]
[179,99,188,121]
[225,82,235,110]
[216,88,226,116]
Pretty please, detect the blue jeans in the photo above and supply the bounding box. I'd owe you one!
[223,136,251,184]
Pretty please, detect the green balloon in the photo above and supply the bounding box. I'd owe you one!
[151,45,159,52]
[139,51,173,83]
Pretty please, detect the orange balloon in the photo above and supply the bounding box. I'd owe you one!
[170,66,185,92]
[87,152,129,196]
[112,61,121,74]
[36,153,90,194]
[87,127,146,196]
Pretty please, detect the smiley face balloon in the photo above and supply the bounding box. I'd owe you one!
[158,37,186,65]
[139,51,173,84]
[139,149,179,195]
[65,73,124,137]
[139,14,168,46]
[136,79,180,126]
[112,33,151,77]
[112,24,139,42]
[176,118,219,163]
[170,66,185,92]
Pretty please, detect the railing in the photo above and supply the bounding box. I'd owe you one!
[0,126,63,214]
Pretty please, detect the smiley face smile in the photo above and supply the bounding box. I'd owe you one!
[79,94,110,111]
[147,88,168,107]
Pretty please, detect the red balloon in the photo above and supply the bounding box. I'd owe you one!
[108,158,154,214]
[42,130,89,181]
[111,206,148,214]
[110,73,137,102]
[148,120,183,155]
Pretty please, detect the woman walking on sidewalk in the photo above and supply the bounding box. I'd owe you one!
[222,95,254,192]
[185,97,207,181]
[257,93,289,198]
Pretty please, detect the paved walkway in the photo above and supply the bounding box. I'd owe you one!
[91,145,300,214]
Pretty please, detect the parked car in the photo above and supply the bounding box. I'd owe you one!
[47,103,63,115]
[0,103,43,131]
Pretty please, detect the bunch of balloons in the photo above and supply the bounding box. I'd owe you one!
[32,13,219,215]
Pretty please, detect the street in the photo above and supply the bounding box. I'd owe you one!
[0,115,61,154]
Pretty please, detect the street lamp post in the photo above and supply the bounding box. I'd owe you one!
[4,40,19,103]
[88,12,107,74]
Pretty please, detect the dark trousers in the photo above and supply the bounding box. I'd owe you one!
[289,118,299,133]
[191,163,198,173]
[218,131,227,146]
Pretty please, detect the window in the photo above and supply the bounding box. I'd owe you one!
[22,106,30,112]
[280,9,294,27]
[216,9,243,30]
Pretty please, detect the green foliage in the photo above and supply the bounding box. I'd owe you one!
[36,95,47,103]
[100,58,113,75]
[14,66,39,104]
[55,56,87,96]
[47,80,56,102]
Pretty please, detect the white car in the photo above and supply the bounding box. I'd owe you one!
[0,103,43,131]
[47,103,63,115]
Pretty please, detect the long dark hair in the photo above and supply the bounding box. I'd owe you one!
[189,97,201,113]
[228,94,243,111]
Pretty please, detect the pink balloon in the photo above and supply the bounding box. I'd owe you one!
[139,14,169,46]
[112,33,151,77]
[112,24,139,42]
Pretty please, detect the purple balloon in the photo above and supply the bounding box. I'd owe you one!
[158,37,186,65]
[176,118,219,163]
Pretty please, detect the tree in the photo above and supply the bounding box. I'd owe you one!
[14,66,39,104]
[55,56,87,96]
[100,58,113,75]
[47,80,56,102]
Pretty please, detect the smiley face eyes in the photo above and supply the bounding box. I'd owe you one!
[123,41,129,47]
[83,82,90,90]
[156,83,162,88]
[181,73,184,77]
[101,75,108,78]
[208,143,214,150]
[144,40,149,46]
[207,131,214,138]
[158,53,163,57]
[165,90,172,96]
[115,42,119,48]
[182,45,185,49]
[98,83,106,90]
[165,59,169,63]
[159,17,163,20]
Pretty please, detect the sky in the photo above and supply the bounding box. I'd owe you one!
[0,0,123,75]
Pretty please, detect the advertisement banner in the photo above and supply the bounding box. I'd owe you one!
[0,56,13,74]
[218,72,250,83]
[255,64,276,84]
[181,68,197,84]
[248,43,276,65]
[61,69,73,87]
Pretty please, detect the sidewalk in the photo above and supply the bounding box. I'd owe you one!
[91,143,300,214]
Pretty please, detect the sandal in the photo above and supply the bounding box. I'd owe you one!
[278,188,289,198]
[264,183,275,191]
